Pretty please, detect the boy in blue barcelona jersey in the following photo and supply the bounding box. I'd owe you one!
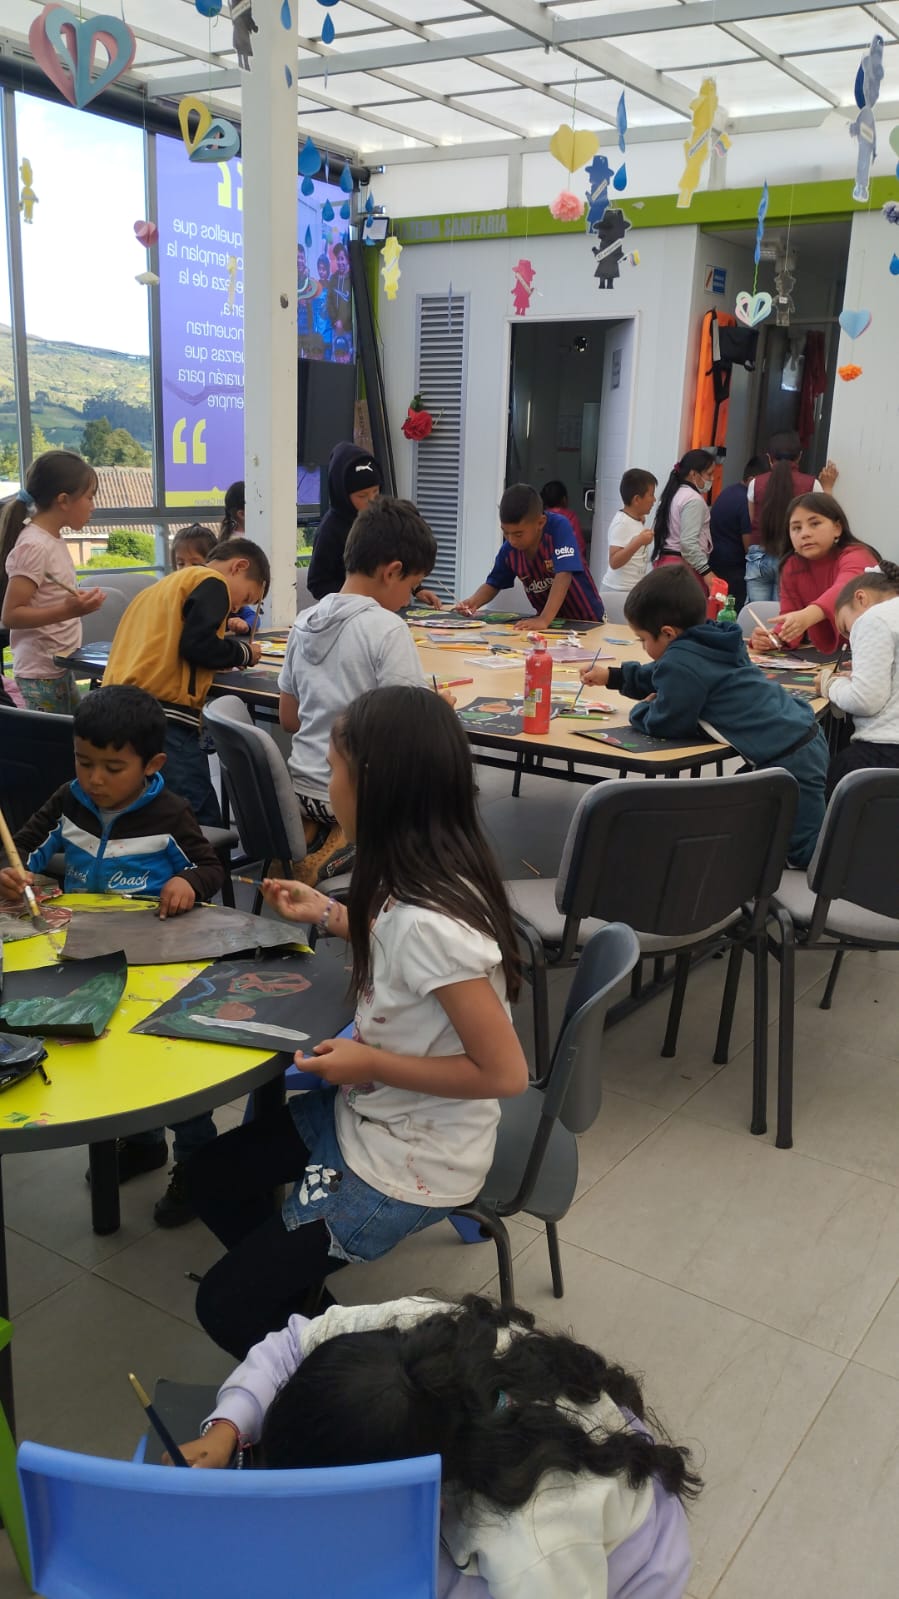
[458,482,605,629]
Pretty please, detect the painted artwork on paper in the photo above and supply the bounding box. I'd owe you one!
[0,953,126,1038]
[62,905,303,966]
[132,956,323,1051]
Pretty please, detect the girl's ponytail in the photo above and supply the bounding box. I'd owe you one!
[651,449,714,562]
[759,431,802,558]
[0,495,33,608]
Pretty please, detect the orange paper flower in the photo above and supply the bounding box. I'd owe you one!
[550,189,585,221]
[838,363,862,382]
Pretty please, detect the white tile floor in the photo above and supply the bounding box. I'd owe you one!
[2,764,897,1597]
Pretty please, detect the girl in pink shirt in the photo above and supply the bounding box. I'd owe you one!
[0,452,104,712]
[750,493,877,656]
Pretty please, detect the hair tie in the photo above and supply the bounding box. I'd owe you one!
[864,565,882,573]
[16,488,33,507]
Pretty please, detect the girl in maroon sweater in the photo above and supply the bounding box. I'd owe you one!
[750,493,878,656]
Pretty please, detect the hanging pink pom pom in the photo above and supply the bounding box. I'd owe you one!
[550,189,585,221]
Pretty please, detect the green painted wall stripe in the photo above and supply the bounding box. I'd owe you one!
[394,175,899,245]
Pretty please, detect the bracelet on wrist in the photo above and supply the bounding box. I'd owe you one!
[316,895,337,934]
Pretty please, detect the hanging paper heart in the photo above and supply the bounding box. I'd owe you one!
[735,290,772,327]
[549,125,600,172]
[298,136,321,177]
[838,307,872,338]
[133,219,158,247]
[135,270,160,286]
[178,97,240,162]
[322,199,335,221]
[29,4,137,110]
[178,96,211,154]
[301,175,314,196]
[613,163,627,191]
[195,0,223,16]
[322,14,335,44]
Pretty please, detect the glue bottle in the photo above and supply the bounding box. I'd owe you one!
[523,639,552,735]
[717,593,738,625]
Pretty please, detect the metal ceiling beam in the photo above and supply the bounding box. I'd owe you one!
[552,0,878,41]
[717,23,840,107]
[862,4,899,43]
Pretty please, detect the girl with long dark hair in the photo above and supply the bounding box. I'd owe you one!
[177,1294,701,1597]
[187,688,527,1359]
[651,450,718,594]
[750,492,877,655]
[744,432,837,601]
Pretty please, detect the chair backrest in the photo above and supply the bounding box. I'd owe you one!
[545,923,641,1133]
[203,694,307,865]
[805,768,899,937]
[79,587,129,647]
[81,569,159,605]
[17,1440,440,1599]
[557,770,798,947]
[737,600,779,638]
[598,588,629,625]
[0,706,74,831]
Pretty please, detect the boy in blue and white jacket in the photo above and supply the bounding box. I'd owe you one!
[580,563,828,866]
[0,685,222,912]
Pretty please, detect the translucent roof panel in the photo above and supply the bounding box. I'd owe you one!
[457,88,572,133]
[784,43,899,101]
[388,60,514,94]
[576,81,688,126]
[611,28,757,69]
[673,61,831,115]
[737,8,880,55]
[482,49,603,84]
[301,74,422,107]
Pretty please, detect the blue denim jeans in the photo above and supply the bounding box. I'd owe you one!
[163,719,222,826]
[128,1113,218,1165]
[771,727,828,868]
[745,547,779,603]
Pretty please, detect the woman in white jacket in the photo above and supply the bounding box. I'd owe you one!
[822,560,899,798]
[177,1294,701,1599]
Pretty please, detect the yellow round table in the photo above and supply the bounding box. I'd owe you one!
[0,895,352,1429]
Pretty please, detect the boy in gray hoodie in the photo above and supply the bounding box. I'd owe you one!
[278,497,437,882]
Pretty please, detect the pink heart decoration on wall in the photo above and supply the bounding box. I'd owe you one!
[133,220,158,247]
[29,4,136,110]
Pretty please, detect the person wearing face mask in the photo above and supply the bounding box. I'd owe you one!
[651,451,720,596]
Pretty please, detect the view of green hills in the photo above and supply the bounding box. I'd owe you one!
[0,323,151,453]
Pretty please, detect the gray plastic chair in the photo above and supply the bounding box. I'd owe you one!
[768,768,899,1149]
[737,599,779,639]
[453,923,640,1306]
[598,587,629,625]
[0,705,75,832]
[78,587,129,648]
[203,696,308,902]
[507,770,798,1126]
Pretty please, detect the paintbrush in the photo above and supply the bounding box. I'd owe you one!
[235,875,306,903]
[44,573,83,599]
[0,800,60,954]
[128,1373,190,1467]
[747,606,782,651]
[571,638,607,709]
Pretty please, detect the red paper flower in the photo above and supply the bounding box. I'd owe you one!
[402,393,434,440]
[550,189,585,221]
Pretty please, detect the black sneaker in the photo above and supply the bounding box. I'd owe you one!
[84,1138,168,1186]
[153,1163,195,1229]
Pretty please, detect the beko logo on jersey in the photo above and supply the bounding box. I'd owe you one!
[555,545,575,558]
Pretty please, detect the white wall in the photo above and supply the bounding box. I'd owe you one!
[379,225,700,595]
[593,319,637,577]
[828,211,899,562]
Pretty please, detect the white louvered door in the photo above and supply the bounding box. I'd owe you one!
[411,293,469,592]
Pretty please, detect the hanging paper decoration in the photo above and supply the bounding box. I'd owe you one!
[677,79,730,209]
[135,270,160,286]
[304,225,313,249]
[613,164,628,192]
[591,209,637,289]
[195,0,223,15]
[133,219,158,247]
[362,191,379,243]
[883,200,899,222]
[28,4,137,110]
[734,182,772,328]
[616,93,627,154]
[319,0,340,46]
[299,137,321,176]
[550,191,584,221]
[19,159,38,225]
[402,395,434,441]
[585,154,618,233]
[380,236,403,301]
[231,1,258,71]
[837,306,872,381]
[838,364,863,382]
[322,199,335,222]
[337,164,353,220]
[178,96,240,162]
[285,66,293,86]
[890,253,899,274]
[511,259,536,316]
[850,35,884,202]
[227,256,238,306]
[280,0,292,26]
[754,180,768,267]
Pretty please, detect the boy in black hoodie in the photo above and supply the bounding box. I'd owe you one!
[307,442,442,607]
[580,564,827,866]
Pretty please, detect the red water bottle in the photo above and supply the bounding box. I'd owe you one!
[523,639,553,734]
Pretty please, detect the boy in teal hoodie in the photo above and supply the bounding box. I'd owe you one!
[580,563,827,865]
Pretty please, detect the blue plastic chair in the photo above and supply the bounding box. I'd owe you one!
[17,1440,440,1599]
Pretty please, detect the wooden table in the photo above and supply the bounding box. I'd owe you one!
[0,894,352,1431]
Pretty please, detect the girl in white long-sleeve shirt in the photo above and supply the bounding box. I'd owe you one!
[177,1294,701,1599]
[823,561,899,798]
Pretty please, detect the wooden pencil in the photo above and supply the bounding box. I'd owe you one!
[128,1373,190,1468]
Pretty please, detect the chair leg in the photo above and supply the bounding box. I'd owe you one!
[661,951,691,1058]
[512,752,524,798]
[713,941,744,1065]
[545,1220,564,1299]
[819,948,845,1011]
[774,908,795,1149]
[749,929,770,1136]
[455,1208,515,1306]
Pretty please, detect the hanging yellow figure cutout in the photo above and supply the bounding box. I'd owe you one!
[677,80,730,209]
[19,158,37,224]
[381,235,403,301]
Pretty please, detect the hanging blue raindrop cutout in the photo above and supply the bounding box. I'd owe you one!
[613,163,627,191]
[322,199,335,221]
[195,0,223,16]
[301,175,314,196]
[322,13,335,43]
[305,226,313,249]
[285,66,293,86]
[340,165,354,193]
[340,200,351,219]
[890,253,899,275]
[364,191,375,214]
[280,0,292,28]
[298,136,321,176]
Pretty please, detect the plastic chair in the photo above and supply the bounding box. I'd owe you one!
[17,1440,440,1599]
[0,1321,29,1585]
[78,587,129,648]
[768,768,899,1149]
[203,695,309,901]
[506,770,798,1122]
[598,587,630,625]
[454,924,640,1305]
[737,599,779,639]
[79,569,158,605]
[0,705,75,832]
